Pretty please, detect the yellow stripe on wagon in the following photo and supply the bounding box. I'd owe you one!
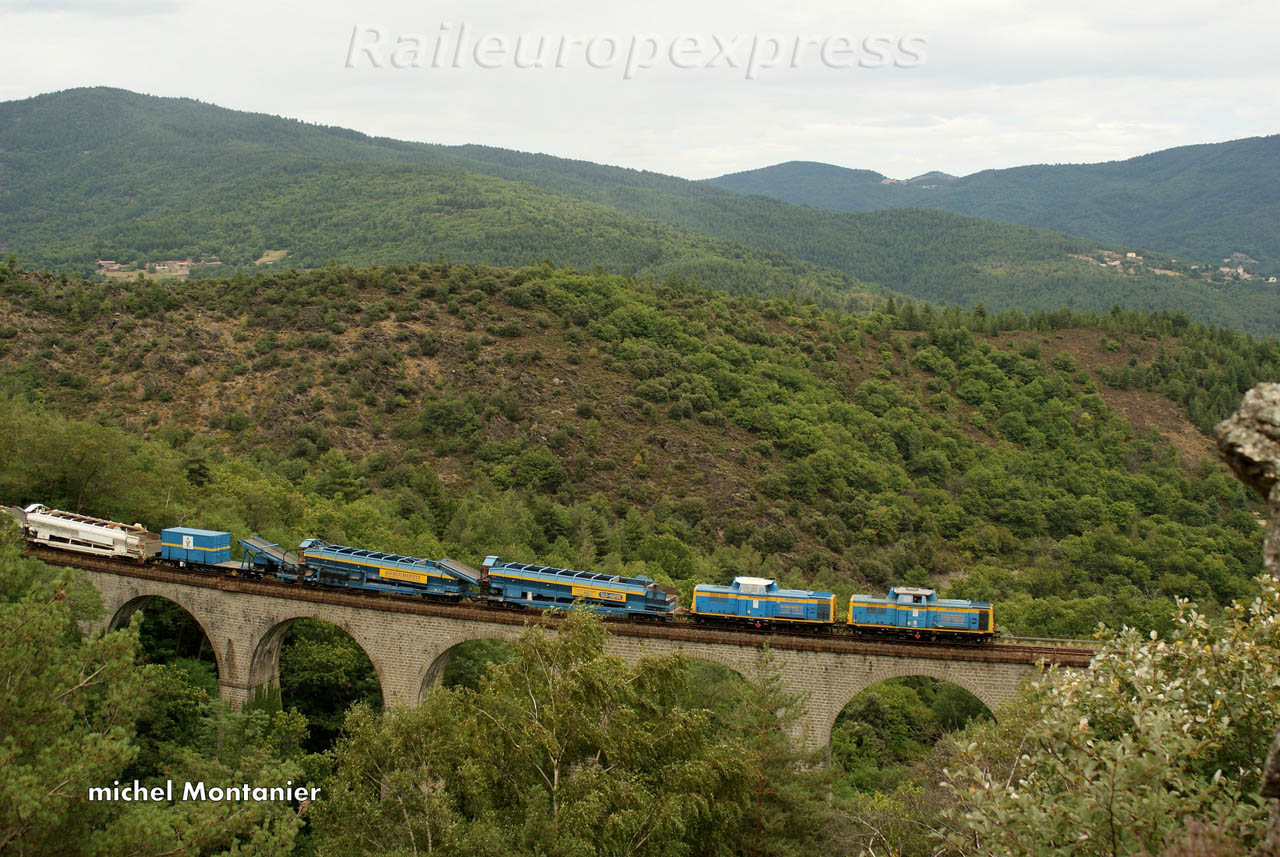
[846,619,992,634]
[493,571,633,598]
[379,567,432,585]
[301,552,450,580]
[570,585,628,602]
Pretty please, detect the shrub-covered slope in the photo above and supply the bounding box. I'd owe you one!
[0,88,875,306]
[379,142,1280,334]
[0,261,1272,636]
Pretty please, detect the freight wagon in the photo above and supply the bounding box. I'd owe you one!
[161,526,232,565]
[289,539,472,598]
[9,503,161,561]
[480,556,679,617]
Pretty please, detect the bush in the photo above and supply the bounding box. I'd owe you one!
[512,445,568,493]
[1051,352,1077,372]
[943,576,1280,855]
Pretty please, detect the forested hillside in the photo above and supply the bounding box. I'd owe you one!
[1,260,1273,638]
[0,88,876,307]
[419,145,1280,332]
[8,88,1280,334]
[708,135,1280,271]
[4,258,1280,855]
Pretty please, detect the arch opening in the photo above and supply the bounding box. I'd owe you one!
[112,596,220,694]
[674,657,750,733]
[422,638,518,698]
[830,675,993,797]
[252,617,383,752]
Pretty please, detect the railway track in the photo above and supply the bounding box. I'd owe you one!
[27,546,1099,668]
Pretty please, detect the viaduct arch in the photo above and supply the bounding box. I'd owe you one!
[67,558,1089,751]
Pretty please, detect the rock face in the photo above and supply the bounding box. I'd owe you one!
[1218,384,1280,574]
[1215,383,1280,855]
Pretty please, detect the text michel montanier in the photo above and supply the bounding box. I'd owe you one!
[87,780,320,802]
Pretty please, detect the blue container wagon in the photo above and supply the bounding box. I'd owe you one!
[161,527,232,565]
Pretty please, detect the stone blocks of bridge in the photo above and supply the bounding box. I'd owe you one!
[603,637,1034,749]
[84,570,1039,751]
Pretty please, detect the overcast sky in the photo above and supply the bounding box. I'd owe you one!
[2,0,1277,179]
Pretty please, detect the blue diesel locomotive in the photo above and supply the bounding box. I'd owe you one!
[688,578,995,640]
[848,586,993,639]
[692,577,837,628]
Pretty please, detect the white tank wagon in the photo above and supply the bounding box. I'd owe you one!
[7,503,161,561]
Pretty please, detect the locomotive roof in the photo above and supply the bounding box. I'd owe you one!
[852,591,992,608]
[695,579,835,599]
[889,586,936,597]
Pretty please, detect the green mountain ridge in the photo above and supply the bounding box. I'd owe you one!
[707,136,1280,270]
[0,87,880,307]
[6,87,1280,333]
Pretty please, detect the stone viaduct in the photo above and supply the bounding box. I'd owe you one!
[52,551,1093,751]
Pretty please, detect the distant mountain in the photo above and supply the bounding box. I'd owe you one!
[0,87,881,307]
[707,137,1280,270]
[289,140,1280,334]
[905,171,958,187]
[5,88,1280,333]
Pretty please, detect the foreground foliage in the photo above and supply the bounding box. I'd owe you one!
[313,613,832,857]
[0,528,309,857]
[942,574,1280,856]
[832,677,990,796]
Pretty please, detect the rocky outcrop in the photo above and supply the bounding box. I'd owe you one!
[1216,383,1280,856]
